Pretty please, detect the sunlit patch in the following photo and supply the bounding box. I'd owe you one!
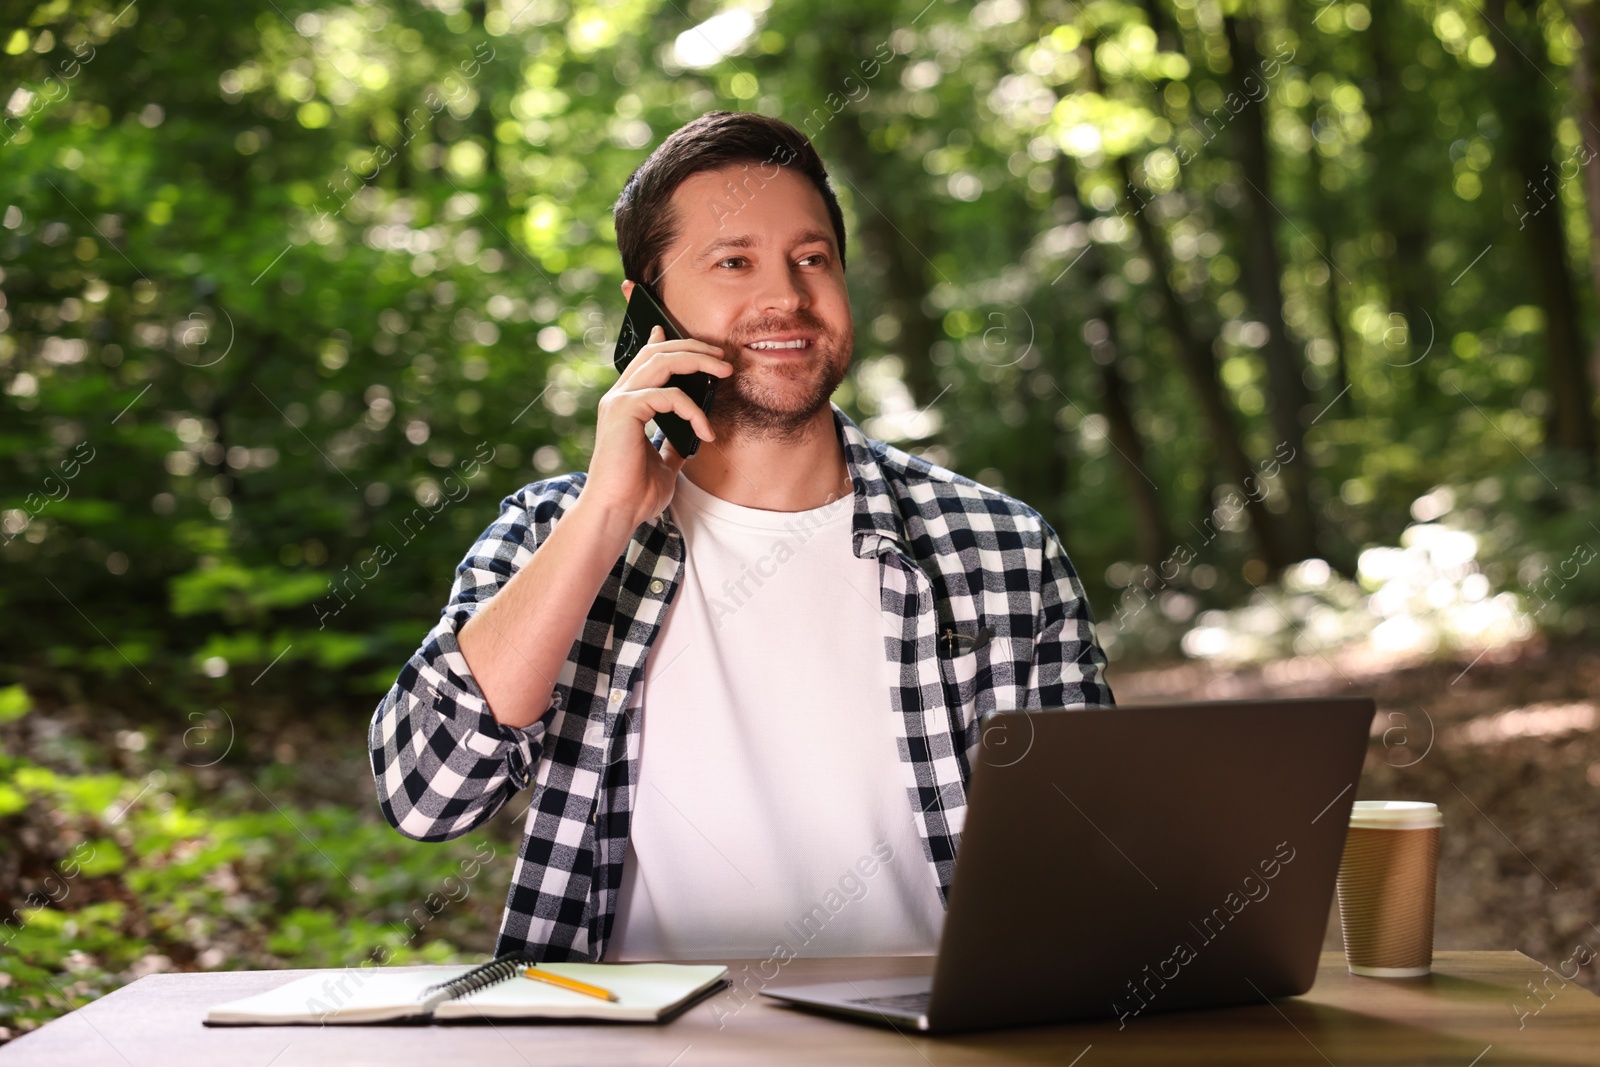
[673,9,760,70]
[1166,493,1533,669]
[858,357,942,442]
[1452,702,1597,746]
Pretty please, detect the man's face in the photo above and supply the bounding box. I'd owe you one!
[646,163,853,439]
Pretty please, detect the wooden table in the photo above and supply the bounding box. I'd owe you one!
[2,952,1595,1065]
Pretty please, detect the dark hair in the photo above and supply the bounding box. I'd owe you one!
[612,110,847,289]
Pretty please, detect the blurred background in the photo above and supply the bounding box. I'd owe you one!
[4,0,1600,1041]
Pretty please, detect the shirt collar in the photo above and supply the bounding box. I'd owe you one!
[831,401,914,557]
[644,401,913,556]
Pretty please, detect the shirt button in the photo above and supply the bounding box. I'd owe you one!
[608,688,625,706]
[648,578,665,594]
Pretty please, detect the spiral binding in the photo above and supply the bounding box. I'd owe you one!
[420,952,533,1004]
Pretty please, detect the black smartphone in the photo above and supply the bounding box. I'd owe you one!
[611,281,717,459]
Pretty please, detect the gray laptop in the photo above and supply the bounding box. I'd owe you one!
[759,697,1375,1034]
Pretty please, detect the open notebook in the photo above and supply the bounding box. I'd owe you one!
[204,954,729,1026]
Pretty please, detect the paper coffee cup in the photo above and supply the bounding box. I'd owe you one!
[1336,801,1441,977]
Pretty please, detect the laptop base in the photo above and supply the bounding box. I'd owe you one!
[762,976,932,1031]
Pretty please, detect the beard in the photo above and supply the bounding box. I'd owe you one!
[710,310,853,441]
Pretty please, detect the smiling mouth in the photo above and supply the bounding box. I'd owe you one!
[743,339,813,351]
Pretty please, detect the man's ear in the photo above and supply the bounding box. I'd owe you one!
[620,279,635,302]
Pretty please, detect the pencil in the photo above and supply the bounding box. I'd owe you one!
[522,966,619,1002]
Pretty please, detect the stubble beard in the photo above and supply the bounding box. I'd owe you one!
[709,314,853,442]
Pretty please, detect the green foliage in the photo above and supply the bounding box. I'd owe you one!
[0,686,30,725]
[0,902,143,1034]
[3,0,1597,709]
[169,564,326,621]
[0,744,506,1037]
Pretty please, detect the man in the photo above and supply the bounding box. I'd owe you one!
[369,111,1115,964]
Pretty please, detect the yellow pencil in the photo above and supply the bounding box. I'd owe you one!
[522,966,619,1002]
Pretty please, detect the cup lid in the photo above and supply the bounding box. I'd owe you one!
[1349,800,1442,829]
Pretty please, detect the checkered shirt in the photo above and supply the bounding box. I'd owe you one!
[369,401,1115,961]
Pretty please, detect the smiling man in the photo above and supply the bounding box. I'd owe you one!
[369,111,1115,964]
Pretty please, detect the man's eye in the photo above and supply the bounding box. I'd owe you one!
[799,254,827,267]
[717,257,746,269]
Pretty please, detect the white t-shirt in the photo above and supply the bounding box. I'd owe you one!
[606,470,946,960]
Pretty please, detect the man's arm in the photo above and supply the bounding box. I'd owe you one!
[456,495,638,729]
[370,321,731,841]
[369,485,613,842]
[457,322,729,727]
[1029,517,1116,708]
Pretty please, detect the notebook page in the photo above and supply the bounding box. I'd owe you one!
[206,967,470,1024]
[434,963,728,1022]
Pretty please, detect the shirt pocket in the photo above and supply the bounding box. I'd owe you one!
[936,623,1008,733]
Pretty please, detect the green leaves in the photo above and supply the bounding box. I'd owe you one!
[0,686,30,726]
[0,747,505,1037]
[169,563,326,622]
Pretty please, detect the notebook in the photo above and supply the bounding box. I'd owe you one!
[203,953,729,1026]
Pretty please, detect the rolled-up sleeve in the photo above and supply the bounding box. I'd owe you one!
[1029,517,1116,709]
[369,483,570,842]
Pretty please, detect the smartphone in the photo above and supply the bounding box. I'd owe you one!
[611,281,717,459]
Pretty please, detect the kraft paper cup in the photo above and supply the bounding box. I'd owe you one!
[1336,801,1441,977]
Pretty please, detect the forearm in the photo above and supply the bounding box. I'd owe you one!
[370,645,534,841]
[458,496,639,729]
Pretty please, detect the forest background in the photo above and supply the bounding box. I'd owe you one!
[5,0,1600,1041]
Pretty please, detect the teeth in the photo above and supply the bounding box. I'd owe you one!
[746,339,808,349]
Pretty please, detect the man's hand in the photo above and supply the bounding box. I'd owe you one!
[583,324,731,529]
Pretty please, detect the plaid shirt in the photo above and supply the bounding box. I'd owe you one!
[369,402,1115,962]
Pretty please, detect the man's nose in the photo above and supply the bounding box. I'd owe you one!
[755,261,807,313]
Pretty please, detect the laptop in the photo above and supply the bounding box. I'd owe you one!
[759,696,1375,1033]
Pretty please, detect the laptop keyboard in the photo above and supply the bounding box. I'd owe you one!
[846,991,930,1014]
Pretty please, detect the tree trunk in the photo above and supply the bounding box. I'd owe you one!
[1363,0,1445,395]
[1285,0,1356,422]
[1221,14,1322,563]
[1081,38,1294,573]
[812,32,943,413]
[1053,156,1171,569]
[468,1,499,182]
[1308,146,1354,419]
[1558,0,1600,445]
[1089,293,1171,570]
[1111,154,1293,574]
[1485,0,1599,475]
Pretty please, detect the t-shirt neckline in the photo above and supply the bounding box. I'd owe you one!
[669,470,855,532]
